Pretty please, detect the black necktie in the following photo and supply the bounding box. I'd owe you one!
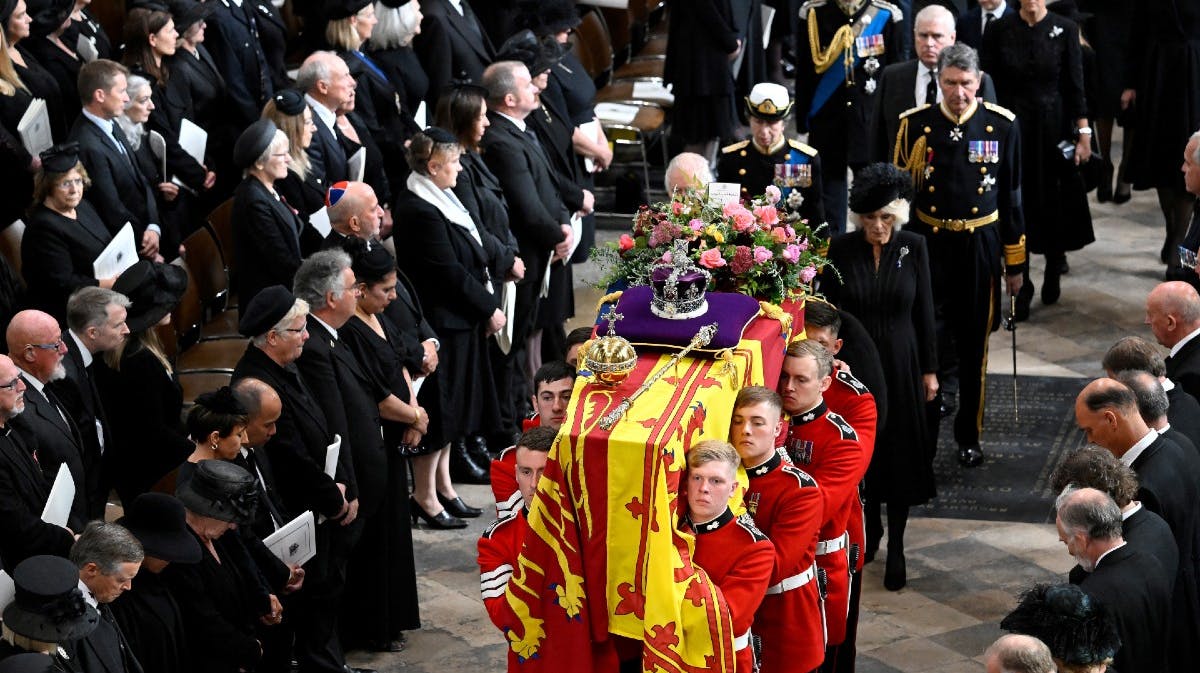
[984,12,996,31]
[239,450,285,528]
[925,69,938,105]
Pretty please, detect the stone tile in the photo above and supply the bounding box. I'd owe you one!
[928,622,1006,659]
[856,654,908,673]
[917,658,987,673]
[941,588,1021,623]
[876,602,980,638]
[869,637,966,672]
[857,612,916,652]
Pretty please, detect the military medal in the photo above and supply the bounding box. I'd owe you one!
[863,56,880,75]
[950,126,963,142]
[864,78,877,94]
[969,140,1000,163]
[747,492,761,516]
[855,34,884,58]
[774,162,813,188]
[786,437,815,465]
[980,174,996,192]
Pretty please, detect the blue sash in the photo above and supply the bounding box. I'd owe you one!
[351,50,390,86]
[808,8,892,121]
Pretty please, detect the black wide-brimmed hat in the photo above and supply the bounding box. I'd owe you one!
[848,163,914,214]
[167,0,214,33]
[1001,583,1120,667]
[0,654,57,673]
[26,0,72,38]
[325,0,372,21]
[117,492,203,564]
[112,260,188,333]
[2,556,100,643]
[516,0,581,37]
[175,459,258,525]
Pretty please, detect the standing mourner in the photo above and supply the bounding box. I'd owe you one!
[980,0,1091,317]
[892,42,1025,468]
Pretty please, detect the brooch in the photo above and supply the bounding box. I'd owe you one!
[897,245,909,269]
[1049,25,1063,39]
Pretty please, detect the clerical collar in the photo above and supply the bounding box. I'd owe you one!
[691,507,734,534]
[939,98,979,125]
[746,450,782,478]
[790,400,827,425]
[754,136,787,156]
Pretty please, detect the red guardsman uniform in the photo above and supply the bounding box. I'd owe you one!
[689,507,776,673]
[478,509,528,671]
[823,368,877,574]
[745,450,825,672]
[783,400,862,646]
[490,417,542,517]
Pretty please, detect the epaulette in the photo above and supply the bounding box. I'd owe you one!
[898,103,931,120]
[870,0,904,21]
[798,0,827,19]
[735,513,770,543]
[825,411,858,441]
[982,101,1016,121]
[835,369,869,395]
[722,139,750,154]
[787,139,817,156]
[781,463,819,489]
[483,511,520,539]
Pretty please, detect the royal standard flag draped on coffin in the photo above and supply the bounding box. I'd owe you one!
[500,300,803,672]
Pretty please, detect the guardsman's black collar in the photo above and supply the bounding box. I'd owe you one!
[746,450,782,478]
[790,400,827,425]
[692,507,735,534]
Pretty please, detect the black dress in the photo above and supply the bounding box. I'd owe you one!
[663,0,739,143]
[545,50,598,264]
[275,168,327,226]
[22,37,81,128]
[109,569,188,673]
[63,9,113,61]
[20,202,110,321]
[368,44,428,120]
[338,313,422,639]
[981,12,1094,256]
[821,230,937,505]
[13,44,68,142]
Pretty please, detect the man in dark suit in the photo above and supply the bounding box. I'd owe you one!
[299,52,355,188]
[49,288,129,520]
[69,521,146,673]
[203,0,273,128]
[322,181,383,248]
[69,59,161,260]
[231,286,372,673]
[0,353,76,569]
[414,0,495,109]
[956,0,1013,49]
[1102,335,1200,454]
[1146,281,1200,401]
[1057,487,1172,673]
[869,4,997,163]
[7,309,89,530]
[1075,377,1200,669]
[1117,369,1197,454]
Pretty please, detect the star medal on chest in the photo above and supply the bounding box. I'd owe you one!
[980,174,997,191]
[950,126,964,142]
[863,56,880,75]
[1049,25,1063,39]
[864,78,877,94]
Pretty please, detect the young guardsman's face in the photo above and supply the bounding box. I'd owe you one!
[730,401,784,466]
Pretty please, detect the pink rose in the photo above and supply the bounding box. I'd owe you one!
[698,247,727,269]
[619,234,635,251]
[764,185,782,204]
[753,205,779,227]
[722,201,742,217]
[799,265,817,283]
[785,226,796,239]
[782,244,802,263]
[732,210,755,232]
[797,237,809,251]
[753,246,772,264]
[661,250,673,263]
[689,218,704,232]
[771,227,789,244]
[672,201,684,215]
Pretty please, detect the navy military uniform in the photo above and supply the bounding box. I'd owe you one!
[718,137,828,229]
[893,98,1026,465]
[795,0,905,234]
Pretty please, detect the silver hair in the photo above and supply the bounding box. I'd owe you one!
[913,4,955,34]
[70,521,144,573]
[293,250,353,311]
[1055,486,1123,541]
[296,51,338,93]
[483,60,527,109]
[371,0,420,49]
[936,42,980,75]
[117,74,153,151]
[1191,130,1200,165]
[250,298,310,347]
[664,152,714,194]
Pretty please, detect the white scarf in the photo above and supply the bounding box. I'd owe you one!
[405,171,493,292]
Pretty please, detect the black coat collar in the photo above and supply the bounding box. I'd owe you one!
[690,507,735,534]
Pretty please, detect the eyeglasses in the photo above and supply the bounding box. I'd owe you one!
[56,178,84,190]
[26,339,63,351]
[343,284,362,297]
[275,325,308,335]
[0,377,23,391]
[271,152,290,158]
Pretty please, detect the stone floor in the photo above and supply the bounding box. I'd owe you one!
[347,142,1181,672]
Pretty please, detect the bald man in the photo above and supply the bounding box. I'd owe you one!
[321,181,385,250]
[1075,377,1200,667]
[983,634,1054,673]
[664,152,714,196]
[1145,281,1200,399]
[6,310,88,530]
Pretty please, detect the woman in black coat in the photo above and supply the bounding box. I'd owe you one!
[368,0,428,122]
[820,164,937,592]
[394,128,506,490]
[662,0,740,154]
[22,0,80,127]
[63,0,111,60]
[21,145,114,321]
[231,120,308,305]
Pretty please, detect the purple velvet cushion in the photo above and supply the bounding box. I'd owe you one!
[610,286,761,351]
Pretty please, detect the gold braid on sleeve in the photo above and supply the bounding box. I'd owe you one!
[893,118,928,191]
[808,11,855,76]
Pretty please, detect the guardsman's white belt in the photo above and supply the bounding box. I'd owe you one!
[815,532,848,556]
[765,563,817,595]
[734,630,751,650]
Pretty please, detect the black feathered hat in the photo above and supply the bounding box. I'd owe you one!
[515,0,581,37]
[1000,583,1121,667]
[848,163,913,214]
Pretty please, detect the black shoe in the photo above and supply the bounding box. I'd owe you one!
[957,444,984,468]
[1042,266,1061,305]
[410,497,467,529]
[1097,161,1114,203]
[883,548,907,591]
[467,435,495,466]
[1112,183,1132,204]
[439,493,483,518]
[1014,282,1033,322]
[1058,257,1069,275]
[366,638,405,653]
[449,441,490,485]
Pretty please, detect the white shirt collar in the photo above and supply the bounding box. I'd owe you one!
[78,580,99,609]
[1094,540,1126,569]
[1121,501,1143,521]
[1170,325,1200,358]
[68,330,93,368]
[20,370,46,395]
[81,107,114,132]
[305,93,338,133]
[495,110,527,133]
[1120,430,1159,467]
[446,0,464,15]
[1162,377,1177,393]
[983,0,1006,23]
[310,315,338,340]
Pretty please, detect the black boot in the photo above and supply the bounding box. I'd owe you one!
[883,504,909,591]
[466,435,495,467]
[449,441,489,485]
[1042,254,1063,305]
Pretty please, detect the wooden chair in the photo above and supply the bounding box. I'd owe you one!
[599,7,633,66]
[170,258,246,373]
[0,220,25,281]
[178,370,233,410]
[206,198,237,309]
[180,227,239,340]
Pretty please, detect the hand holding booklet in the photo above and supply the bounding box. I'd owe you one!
[41,464,74,528]
[93,223,138,279]
[263,511,317,567]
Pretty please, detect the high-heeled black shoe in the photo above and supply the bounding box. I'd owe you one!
[439,493,483,518]
[884,547,907,591]
[1112,182,1132,204]
[410,498,467,529]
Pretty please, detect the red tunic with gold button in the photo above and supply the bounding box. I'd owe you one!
[746,450,825,672]
[782,400,863,646]
[690,507,776,673]
[490,417,542,518]
[823,368,877,574]
[478,509,528,671]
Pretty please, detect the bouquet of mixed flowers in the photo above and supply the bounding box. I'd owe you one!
[593,186,829,304]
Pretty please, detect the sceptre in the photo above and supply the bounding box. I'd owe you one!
[598,323,719,430]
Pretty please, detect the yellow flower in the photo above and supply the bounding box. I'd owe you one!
[705,226,725,244]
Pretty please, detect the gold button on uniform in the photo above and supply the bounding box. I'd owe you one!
[980,167,988,174]
[738,168,746,175]
[971,206,979,214]
[740,150,747,157]
[986,125,994,133]
[930,206,937,213]
[977,187,984,194]
[924,126,931,133]
[928,185,935,192]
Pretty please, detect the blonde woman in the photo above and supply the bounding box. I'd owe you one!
[262,89,324,222]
